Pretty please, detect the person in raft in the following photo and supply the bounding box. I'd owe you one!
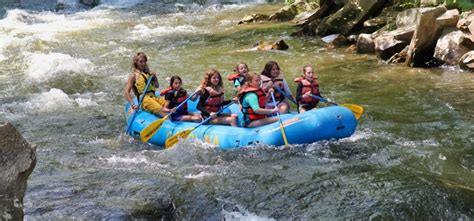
[237,72,279,128]
[128,52,168,116]
[295,64,321,113]
[196,69,238,126]
[260,60,293,114]
[227,62,249,92]
[160,76,202,122]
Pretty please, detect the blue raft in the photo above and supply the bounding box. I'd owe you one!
[124,99,357,150]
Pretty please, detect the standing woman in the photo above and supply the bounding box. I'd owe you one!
[127,52,168,117]
[237,72,279,128]
[260,60,293,114]
[196,69,238,127]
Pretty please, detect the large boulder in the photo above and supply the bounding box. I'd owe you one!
[0,122,36,220]
[356,33,375,53]
[405,7,460,67]
[374,25,415,60]
[270,0,318,22]
[323,0,386,35]
[457,11,474,35]
[396,8,420,28]
[293,0,347,36]
[434,28,474,65]
[238,14,269,25]
[459,51,474,71]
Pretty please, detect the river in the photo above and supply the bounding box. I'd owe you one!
[0,1,473,220]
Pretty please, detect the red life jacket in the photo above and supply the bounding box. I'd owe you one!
[261,73,285,101]
[204,87,224,112]
[238,86,267,121]
[227,73,246,86]
[160,87,188,112]
[294,77,320,106]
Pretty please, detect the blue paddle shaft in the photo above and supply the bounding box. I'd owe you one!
[310,94,338,105]
[192,102,234,130]
[126,75,155,134]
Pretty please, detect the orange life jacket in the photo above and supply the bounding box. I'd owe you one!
[238,86,267,121]
[204,87,224,113]
[261,73,285,101]
[227,73,246,87]
[294,77,320,106]
[160,87,188,112]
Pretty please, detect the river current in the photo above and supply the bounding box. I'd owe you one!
[0,2,473,220]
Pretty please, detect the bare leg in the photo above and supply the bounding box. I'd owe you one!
[298,106,307,113]
[246,117,278,128]
[277,101,290,114]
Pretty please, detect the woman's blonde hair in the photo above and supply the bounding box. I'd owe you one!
[132,52,150,74]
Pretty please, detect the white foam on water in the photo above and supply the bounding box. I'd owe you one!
[184,171,214,179]
[221,207,276,221]
[130,23,200,39]
[24,52,94,82]
[105,155,148,164]
[22,88,75,113]
[0,34,19,61]
[342,127,376,142]
[75,97,99,107]
[0,8,114,49]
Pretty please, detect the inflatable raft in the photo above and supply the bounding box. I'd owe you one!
[124,98,357,150]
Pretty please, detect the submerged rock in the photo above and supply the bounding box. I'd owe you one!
[0,122,36,220]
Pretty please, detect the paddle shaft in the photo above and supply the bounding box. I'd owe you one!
[126,75,154,134]
[140,90,199,143]
[310,94,338,105]
[275,86,297,105]
[271,92,289,146]
[165,102,234,148]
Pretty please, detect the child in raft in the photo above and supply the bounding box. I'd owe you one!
[237,72,279,128]
[227,62,249,92]
[160,76,202,122]
[295,64,321,113]
[260,60,293,114]
[196,69,238,127]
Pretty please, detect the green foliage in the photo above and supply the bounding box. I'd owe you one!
[446,0,474,12]
[397,0,420,10]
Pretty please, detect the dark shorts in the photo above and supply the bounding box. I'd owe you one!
[171,111,188,121]
[300,104,317,111]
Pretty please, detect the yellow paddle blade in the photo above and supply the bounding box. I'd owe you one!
[341,104,364,120]
[165,129,193,149]
[140,115,169,143]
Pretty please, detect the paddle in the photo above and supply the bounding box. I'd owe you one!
[140,90,199,143]
[274,87,297,104]
[271,92,289,146]
[164,102,234,149]
[310,94,364,120]
[126,75,154,135]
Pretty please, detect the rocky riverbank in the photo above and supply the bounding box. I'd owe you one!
[0,122,36,220]
[239,0,474,71]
